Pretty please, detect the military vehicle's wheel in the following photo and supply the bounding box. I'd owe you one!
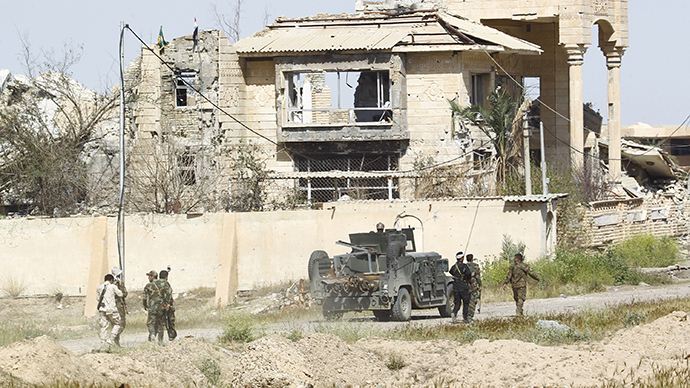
[308,250,329,280]
[391,287,412,321]
[373,309,392,322]
[438,284,453,317]
[323,309,343,320]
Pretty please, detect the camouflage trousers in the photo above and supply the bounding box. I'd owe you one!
[511,286,527,316]
[147,308,165,342]
[467,290,480,319]
[147,308,176,342]
[99,311,122,345]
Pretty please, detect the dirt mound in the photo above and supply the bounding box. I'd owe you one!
[232,333,393,387]
[0,335,111,387]
[83,336,239,388]
[1,312,690,387]
[357,311,690,387]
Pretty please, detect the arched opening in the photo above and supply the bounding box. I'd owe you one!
[583,20,615,125]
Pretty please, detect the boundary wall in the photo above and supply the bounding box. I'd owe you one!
[0,198,554,315]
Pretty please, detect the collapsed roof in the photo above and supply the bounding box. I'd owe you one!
[234,9,542,56]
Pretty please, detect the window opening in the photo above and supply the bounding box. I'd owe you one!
[472,150,492,170]
[522,76,541,102]
[670,139,690,156]
[286,70,391,125]
[295,154,399,202]
[175,71,196,107]
[470,74,485,106]
[177,152,197,185]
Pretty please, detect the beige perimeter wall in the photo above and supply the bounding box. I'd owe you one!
[0,198,553,314]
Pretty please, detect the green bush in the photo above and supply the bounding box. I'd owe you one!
[482,235,524,286]
[220,314,256,344]
[610,234,678,268]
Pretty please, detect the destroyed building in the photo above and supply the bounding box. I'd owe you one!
[126,2,544,209]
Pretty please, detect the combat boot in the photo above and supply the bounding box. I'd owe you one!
[451,313,457,323]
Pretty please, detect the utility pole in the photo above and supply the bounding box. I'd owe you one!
[118,21,126,281]
[540,121,549,195]
[523,114,532,195]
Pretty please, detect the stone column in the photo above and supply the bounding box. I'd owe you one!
[565,44,588,171]
[604,47,625,185]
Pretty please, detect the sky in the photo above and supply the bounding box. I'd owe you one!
[1,0,687,126]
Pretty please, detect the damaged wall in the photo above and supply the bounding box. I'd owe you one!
[0,198,557,310]
[585,196,687,247]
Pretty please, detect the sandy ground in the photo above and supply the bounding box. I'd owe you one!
[1,281,690,387]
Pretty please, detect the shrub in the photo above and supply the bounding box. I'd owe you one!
[220,314,256,344]
[482,235,524,286]
[385,354,406,371]
[1,275,29,298]
[610,234,678,268]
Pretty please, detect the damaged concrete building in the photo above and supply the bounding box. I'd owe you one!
[127,1,547,208]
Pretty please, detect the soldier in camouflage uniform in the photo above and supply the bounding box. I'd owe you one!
[158,270,176,341]
[465,254,481,322]
[110,267,128,346]
[143,270,163,342]
[502,253,539,317]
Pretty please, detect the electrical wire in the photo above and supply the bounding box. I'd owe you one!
[481,48,690,164]
[124,26,312,163]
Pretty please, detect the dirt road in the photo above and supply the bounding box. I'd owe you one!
[58,281,690,355]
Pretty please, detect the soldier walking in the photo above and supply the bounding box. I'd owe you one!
[110,267,127,346]
[449,252,471,323]
[465,254,481,322]
[96,274,123,347]
[158,269,176,342]
[142,270,163,342]
[502,253,539,317]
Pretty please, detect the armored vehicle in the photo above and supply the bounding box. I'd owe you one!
[308,226,453,321]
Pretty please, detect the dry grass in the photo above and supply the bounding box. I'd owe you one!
[0,274,29,298]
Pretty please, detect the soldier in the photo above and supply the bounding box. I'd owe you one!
[502,253,540,317]
[465,254,481,322]
[96,274,123,347]
[142,270,163,342]
[158,269,176,342]
[110,267,128,346]
[449,252,471,323]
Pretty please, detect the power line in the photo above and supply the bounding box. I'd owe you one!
[482,48,690,164]
[123,25,313,163]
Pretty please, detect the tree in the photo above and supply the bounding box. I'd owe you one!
[224,140,269,212]
[449,88,525,192]
[213,0,245,43]
[0,42,120,216]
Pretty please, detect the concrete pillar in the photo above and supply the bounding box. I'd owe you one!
[565,44,588,172]
[84,217,109,316]
[215,213,239,307]
[605,47,625,185]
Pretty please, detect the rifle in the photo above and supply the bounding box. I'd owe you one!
[477,290,482,313]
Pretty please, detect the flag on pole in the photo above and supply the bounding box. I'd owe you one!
[192,18,199,52]
[157,26,169,52]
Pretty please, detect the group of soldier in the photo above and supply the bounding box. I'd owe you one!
[96,267,176,347]
[450,251,539,323]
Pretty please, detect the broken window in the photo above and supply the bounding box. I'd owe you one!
[177,152,197,185]
[295,154,399,202]
[175,71,196,107]
[472,150,492,170]
[286,70,391,125]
